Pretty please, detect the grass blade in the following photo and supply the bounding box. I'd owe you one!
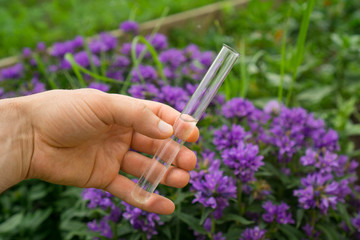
[286,0,315,106]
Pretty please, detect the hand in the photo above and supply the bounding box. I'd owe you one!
[0,89,199,214]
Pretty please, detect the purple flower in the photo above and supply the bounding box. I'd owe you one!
[72,36,84,49]
[22,47,32,58]
[88,82,110,92]
[300,148,317,166]
[89,33,117,53]
[352,212,360,232]
[51,41,75,57]
[87,219,113,239]
[247,108,271,143]
[159,48,186,68]
[221,142,264,183]
[36,42,46,52]
[82,188,114,209]
[222,98,255,119]
[61,51,100,69]
[106,70,124,81]
[198,51,214,67]
[122,201,163,239]
[154,85,189,111]
[213,232,226,240]
[112,55,130,68]
[128,83,159,99]
[146,33,168,51]
[239,226,267,240]
[100,33,117,50]
[22,77,46,95]
[263,100,280,114]
[301,149,340,174]
[213,124,250,151]
[121,42,150,58]
[181,62,205,81]
[131,65,158,83]
[191,169,236,219]
[294,173,339,214]
[262,201,294,224]
[183,44,201,60]
[120,20,139,34]
[313,129,340,152]
[163,66,179,80]
[203,217,211,232]
[48,65,58,73]
[1,63,23,80]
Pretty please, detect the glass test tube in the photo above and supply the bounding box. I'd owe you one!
[131,44,240,203]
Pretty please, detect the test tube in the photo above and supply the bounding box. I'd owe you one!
[132,44,239,203]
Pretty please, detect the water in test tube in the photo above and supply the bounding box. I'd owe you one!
[131,44,240,203]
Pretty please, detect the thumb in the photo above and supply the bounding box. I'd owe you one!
[107,94,174,139]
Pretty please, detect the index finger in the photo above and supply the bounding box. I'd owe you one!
[139,99,200,142]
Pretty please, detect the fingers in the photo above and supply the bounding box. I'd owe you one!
[131,133,197,171]
[106,94,175,139]
[104,174,175,214]
[121,151,190,188]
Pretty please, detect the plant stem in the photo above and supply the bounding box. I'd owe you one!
[240,39,247,98]
[278,6,291,104]
[237,179,244,216]
[286,0,315,106]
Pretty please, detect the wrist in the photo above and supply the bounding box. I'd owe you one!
[0,97,33,193]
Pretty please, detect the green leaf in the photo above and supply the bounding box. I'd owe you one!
[162,226,172,239]
[199,208,212,225]
[317,223,340,240]
[296,209,304,229]
[129,232,142,240]
[278,224,304,240]
[296,86,334,104]
[24,208,52,230]
[173,192,193,205]
[176,212,206,234]
[338,204,354,232]
[117,223,134,236]
[217,214,254,225]
[0,213,23,233]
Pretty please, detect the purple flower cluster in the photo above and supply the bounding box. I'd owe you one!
[266,106,339,161]
[1,63,23,80]
[300,149,340,174]
[122,201,163,239]
[190,163,237,219]
[82,188,121,238]
[222,98,255,119]
[51,36,84,57]
[89,33,117,54]
[262,201,294,224]
[221,142,264,183]
[352,212,360,232]
[239,226,267,240]
[120,20,139,34]
[293,173,343,214]
[213,124,251,151]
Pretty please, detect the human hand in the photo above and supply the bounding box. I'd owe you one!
[0,89,199,214]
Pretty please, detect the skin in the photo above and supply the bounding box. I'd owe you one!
[0,89,199,215]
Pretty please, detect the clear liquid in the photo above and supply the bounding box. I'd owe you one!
[131,115,198,203]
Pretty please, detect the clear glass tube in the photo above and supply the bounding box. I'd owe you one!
[131,44,240,203]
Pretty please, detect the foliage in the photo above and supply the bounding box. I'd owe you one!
[0,0,219,58]
[1,0,360,239]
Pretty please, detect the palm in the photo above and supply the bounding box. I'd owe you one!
[22,89,198,214]
[29,90,134,188]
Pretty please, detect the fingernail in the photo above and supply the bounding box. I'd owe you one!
[158,120,173,134]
